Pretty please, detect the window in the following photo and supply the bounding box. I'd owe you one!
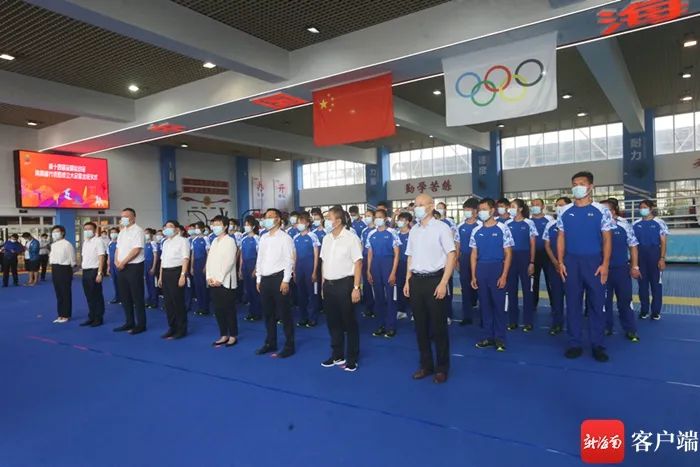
[654,179,700,229]
[654,112,700,155]
[302,160,366,189]
[389,144,472,180]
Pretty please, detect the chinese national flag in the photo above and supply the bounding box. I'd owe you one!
[313,73,395,147]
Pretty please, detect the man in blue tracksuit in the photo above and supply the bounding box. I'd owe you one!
[190,222,210,315]
[360,210,376,318]
[395,211,412,320]
[294,213,320,328]
[505,200,538,332]
[530,198,554,309]
[633,199,669,321]
[240,216,261,321]
[458,198,481,325]
[435,203,457,321]
[108,228,121,304]
[1,234,23,287]
[543,197,571,335]
[367,209,401,338]
[349,205,366,237]
[602,198,640,342]
[287,211,300,238]
[557,171,613,362]
[143,228,160,309]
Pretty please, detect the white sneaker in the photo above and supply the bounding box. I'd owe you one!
[397,312,408,320]
[54,317,69,324]
[52,317,62,323]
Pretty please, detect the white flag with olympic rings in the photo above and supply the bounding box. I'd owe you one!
[442,32,557,126]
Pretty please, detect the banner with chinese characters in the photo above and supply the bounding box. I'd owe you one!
[471,132,502,200]
[178,177,232,225]
[387,174,471,201]
[623,112,655,202]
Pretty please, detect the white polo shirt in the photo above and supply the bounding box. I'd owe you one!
[161,235,190,268]
[116,223,145,264]
[49,239,76,266]
[405,217,456,274]
[255,228,294,284]
[320,227,363,280]
[81,236,106,269]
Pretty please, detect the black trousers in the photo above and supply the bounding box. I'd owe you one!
[2,257,18,286]
[51,264,73,318]
[117,262,146,329]
[39,254,49,280]
[532,249,552,308]
[323,276,359,364]
[260,272,294,350]
[82,269,105,321]
[162,267,187,335]
[409,274,450,374]
[210,286,238,337]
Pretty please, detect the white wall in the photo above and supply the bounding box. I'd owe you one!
[299,184,366,207]
[175,150,237,225]
[248,159,293,212]
[503,159,623,193]
[655,151,700,182]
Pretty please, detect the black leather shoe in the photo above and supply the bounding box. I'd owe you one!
[256,344,277,355]
[109,300,120,304]
[79,320,94,327]
[592,346,609,362]
[128,327,146,335]
[275,348,295,359]
[90,320,104,327]
[172,331,187,339]
[161,330,175,339]
[565,347,583,359]
[113,324,133,332]
[460,318,473,326]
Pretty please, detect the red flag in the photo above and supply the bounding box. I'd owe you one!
[313,74,395,147]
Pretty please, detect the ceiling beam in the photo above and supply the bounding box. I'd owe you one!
[26,0,290,83]
[196,124,376,165]
[577,38,645,133]
[0,70,134,123]
[393,97,490,151]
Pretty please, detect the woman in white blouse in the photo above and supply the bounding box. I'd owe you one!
[48,225,76,324]
[206,215,239,347]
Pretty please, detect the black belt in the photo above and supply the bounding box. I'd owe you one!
[163,266,183,271]
[324,276,353,286]
[262,270,284,279]
[412,269,444,278]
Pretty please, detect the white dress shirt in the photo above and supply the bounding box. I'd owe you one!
[320,227,363,280]
[161,235,190,268]
[116,223,145,264]
[49,239,76,266]
[81,236,106,270]
[405,217,456,274]
[39,238,50,255]
[206,235,238,289]
[255,228,294,284]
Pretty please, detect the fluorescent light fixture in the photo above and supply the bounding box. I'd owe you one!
[497,123,505,128]
[180,143,189,148]
[428,135,434,138]
[432,89,442,96]
[682,72,692,79]
[274,157,282,161]
[128,84,140,92]
[0,53,15,61]
[26,120,39,127]
[395,123,400,127]
[561,93,573,99]
[683,37,697,48]
[307,27,320,34]
[681,95,693,102]
[203,62,216,69]
[577,111,588,117]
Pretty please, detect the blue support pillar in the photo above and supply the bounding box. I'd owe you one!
[55,209,77,245]
[292,160,303,211]
[623,109,656,203]
[159,146,177,224]
[471,131,502,199]
[366,147,389,209]
[235,156,250,219]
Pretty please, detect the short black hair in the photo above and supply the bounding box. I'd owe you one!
[375,209,388,218]
[144,227,156,235]
[310,207,322,216]
[532,198,545,206]
[51,225,66,236]
[40,233,48,238]
[349,205,359,214]
[10,233,19,240]
[398,211,413,223]
[556,196,572,205]
[22,232,32,239]
[265,208,282,218]
[290,211,299,217]
[211,215,229,226]
[572,171,594,184]
[463,197,479,209]
[639,199,654,209]
[229,218,240,227]
[122,207,136,216]
[479,198,496,209]
[436,201,447,208]
[163,220,181,230]
[84,221,97,230]
[109,227,119,233]
[496,198,510,206]
[195,221,205,229]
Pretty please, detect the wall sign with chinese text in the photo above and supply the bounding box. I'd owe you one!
[597,0,689,36]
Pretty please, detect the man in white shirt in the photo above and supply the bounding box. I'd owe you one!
[159,221,191,339]
[114,208,147,334]
[80,222,107,327]
[255,208,295,358]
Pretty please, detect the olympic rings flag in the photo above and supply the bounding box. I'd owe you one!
[442,32,558,126]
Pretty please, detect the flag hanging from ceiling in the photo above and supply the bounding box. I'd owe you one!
[313,73,395,147]
[442,32,558,126]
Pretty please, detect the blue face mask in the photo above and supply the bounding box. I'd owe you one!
[531,206,542,215]
[463,210,473,220]
[572,185,589,199]
[508,208,518,217]
[187,229,196,236]
[211,226,224,236]
[120,217,130,226]
[83,230,94,239]
[313,219,321,227]
[396,220,406,229]
[163,228,175,237]
[194,229,202,235]
[363,216,373,226]
[324,219,335,232]
[261,218,275,230]
[297,223,307,232]
[639,208,651,217]
[375,218,385,227]
[414,206,427,221]
[478,210,491,222]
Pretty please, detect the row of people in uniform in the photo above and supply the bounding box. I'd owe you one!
[0,232,50,287]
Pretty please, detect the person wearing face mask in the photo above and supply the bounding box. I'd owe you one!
[436,202,456,229]
[158,221,190,339]
[404,194,457,384]
[227,219,243,304]
[1,233,23,287]
[457,198,482,325]
[114,208,147,335]
[99,228,111,253]
[542,197,571,336]
[376,201,392,227]
[359,210,376,318]
[206,215,239,347]
[21,232,40,287]
[293,212,321,328]
[79,222,106,327]
[504,199,539,332]
[495,198,511,223]
[470,199,514,352]
[48,225,76,324]
[107,227,121,304]
[190,221,211,316]
[239,216,262,321]
[557,171,614,362]
[632,199,669,321]
[143,228,160,310]
[39,233,50,281]
[154,229,165,298]
[286,211,300,238]
[601,198,640,342]
[366,209,402,338]
[395,212,413,321]
[255,208,295,358]
[349,205,365,237]
[529,198,554,311]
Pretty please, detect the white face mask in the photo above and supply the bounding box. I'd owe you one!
[375,218,386,228]
[110,233,118,240]
[478,210,491,222]
[508,208,518,217]
[244,225,253,233]
[572,185,589,199]
[556,206,565,217]
[289,216,298,225]
[497,207,506,216]
[396,220,406,229]
[120,217,130,226]
[51,232,62,241]
[84,230,95,239]
[155,235,163,242]
[531,206,542,215]
[297,223,307,232]
[463,210,473,220]
[145,234,152,241]
[437,209,446,217]
[194,229,202,235]
[363,216,373,226]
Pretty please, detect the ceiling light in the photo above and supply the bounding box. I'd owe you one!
[274,157,281,161]
[681,94,693,102]
[682,72,692,79]
[306,27,320,34]
[395,123,400,127]
[496,123,505,128]
[180,143,188,148]
[577,111,588,117]
[26,120,39,127]
[0,53,15,61]
[202,62,216,69]
[683,37,697,48]
[432,89,442,96]
[561,92,573,100]
[428,135,434,138]
[128,84,140,92]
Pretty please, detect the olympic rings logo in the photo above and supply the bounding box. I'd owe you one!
[454,59,545,107]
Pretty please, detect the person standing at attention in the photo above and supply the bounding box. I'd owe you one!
[495,198,511,223]
[505,199,538,332]
[21,232,40,286]
[633,199,669,321]
[144,228,160,309]
[293,212,321,328]
[1,233,23,287]
[158,221,190,339]
[286,211,300,238]
[542,197,571,336]
[255,209,295,358]
[207,215,239,347]
[395,211,413,321]
[529,198,554,311]
[79,222,106,327]
[107,227,121,305]
[349,205,366,237]
[48,225,76,324]
[367,209,401,338]
[114,208,147,334]
[360,210,376,318]
[557,171,613,362]
[457,198,481,325]
[404,194,456,384]
[471,198,514,352]
[190,222,211,316]
[320,206,363,372]
[38,233,50,281]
